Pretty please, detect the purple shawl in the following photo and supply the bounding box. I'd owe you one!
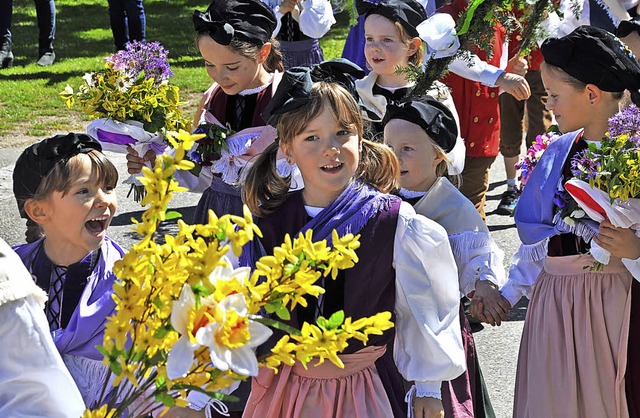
[241,181,395,265]
[13,237,124,360]
[514,130,581,245]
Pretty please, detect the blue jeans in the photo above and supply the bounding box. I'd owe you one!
[0,0,56,51]
[107,0,145,50]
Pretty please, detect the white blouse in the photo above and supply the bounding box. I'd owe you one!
[0,238,86,417]
[406,177,506,296]
[261,0,335,39]
[307,201,466,398]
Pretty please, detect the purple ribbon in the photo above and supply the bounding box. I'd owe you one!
[96,129,167,154]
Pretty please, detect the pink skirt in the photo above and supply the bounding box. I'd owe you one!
[243,345,393,418]
[513,255,633,418]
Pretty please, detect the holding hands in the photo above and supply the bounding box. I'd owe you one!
[469,280,511,326]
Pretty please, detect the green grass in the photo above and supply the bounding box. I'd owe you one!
[0,0,350,142]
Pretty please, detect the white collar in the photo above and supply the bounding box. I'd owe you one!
[238,74,274,96]
[398,188,427,199]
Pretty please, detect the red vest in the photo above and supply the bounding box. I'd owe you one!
[439,0,505,158]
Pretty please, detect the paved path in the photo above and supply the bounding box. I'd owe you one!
[0,147,524,418]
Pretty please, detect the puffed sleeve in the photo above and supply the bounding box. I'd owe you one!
[447,53,503,87]
[297,0,336,39]
[0,296,86,417]
[449,231,506,296]
[500,239,547,306]
[393,202,466,399]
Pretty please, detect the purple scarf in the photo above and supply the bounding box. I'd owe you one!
[241,181,395,265]
[13,237,124,360]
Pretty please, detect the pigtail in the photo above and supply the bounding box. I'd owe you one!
[25,218,44,244]
[356,139,399,193]
[242,141,291,217]
[264,38,284,73]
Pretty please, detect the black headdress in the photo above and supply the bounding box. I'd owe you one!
[193,0,277,46]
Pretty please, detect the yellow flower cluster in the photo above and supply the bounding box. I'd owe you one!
[60,67,189,133]
[90,130,394,417]
[266,310,394,371]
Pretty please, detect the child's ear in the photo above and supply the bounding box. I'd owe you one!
[23,199,50,226]
[280,142,293,162]
[585,83,602,105]
[257,43,272,65]
[407,37,422,58]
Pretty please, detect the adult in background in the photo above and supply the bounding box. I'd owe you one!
[0,0,56,68]
[107,0,146,51]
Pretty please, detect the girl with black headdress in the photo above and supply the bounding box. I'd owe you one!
[126,0,297,226]
[492,26,640,417]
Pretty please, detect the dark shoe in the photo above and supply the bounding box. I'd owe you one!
[496,188,520,216]
[36,51,55,66]
[0,40,13,69]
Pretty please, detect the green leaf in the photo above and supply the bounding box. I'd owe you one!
[327,310,345,329]
[165,211,182,220]
[275,303,291,321]
[250,315,301,335]
[316,316,329,330]
[155,392,176,407]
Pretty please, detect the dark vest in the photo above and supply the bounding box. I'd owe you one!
[257,190,408,417]
[207,84,273,131]
[258,190,400,352]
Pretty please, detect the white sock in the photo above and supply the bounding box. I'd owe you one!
[506,178,518,191]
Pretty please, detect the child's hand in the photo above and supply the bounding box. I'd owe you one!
[594,220,640,260]
[163,407,207,418]
[413,396,444,418]
[506,56,528,77]
[279,0,299,15]
[496,72,531,101]
[469,280,511,326]
[126,145,156,174]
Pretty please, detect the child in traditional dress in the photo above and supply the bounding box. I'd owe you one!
[383,97,507,418]
[260,0,335,69]
[126,0,296,224]
[241,60,466,418]
[355,0,530,142]
[11,133,125,408]
[492,26,640,417]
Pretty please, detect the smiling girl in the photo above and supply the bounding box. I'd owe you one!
[12,133,125,408]
[126,0,295,225]
[241,60,465,418]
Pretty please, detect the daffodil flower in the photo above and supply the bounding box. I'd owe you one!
[197,294,271,376]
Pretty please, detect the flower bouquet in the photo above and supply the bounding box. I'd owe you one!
[515,129,560,188]
[60,41,190,202]
[564,104,640,268]
[83,131,393,418]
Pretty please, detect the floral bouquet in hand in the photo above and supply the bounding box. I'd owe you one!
[83,130,393,418]
[515,129,561,188]
[60,41,190,202]
[564,104,640,268]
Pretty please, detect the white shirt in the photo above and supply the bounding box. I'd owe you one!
[0,238,86,417]
[308,201,466,398]
[261,0,335,39]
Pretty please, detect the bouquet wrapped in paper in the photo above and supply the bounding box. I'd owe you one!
[82,131,393,418]
[564,104,640,267]
[60,41,190,201]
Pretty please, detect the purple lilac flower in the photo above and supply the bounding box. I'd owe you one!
[570,149,601,179]
[105,41,173,84]
[607,104,640,137]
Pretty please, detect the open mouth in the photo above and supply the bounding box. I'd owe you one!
[85,216,109,235]
[400,170,408,176]
[320,162,344,174]
[371,57,385,64]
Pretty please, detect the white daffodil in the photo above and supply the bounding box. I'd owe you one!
[166,285,215,379]
[196,294,272,377]
[209,256,252,302]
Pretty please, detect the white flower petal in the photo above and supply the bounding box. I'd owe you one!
[171,285,195,335]
[166,336,198,379]
[227,346,259,376]
[219,293,248,316]
[245,320,273,349]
